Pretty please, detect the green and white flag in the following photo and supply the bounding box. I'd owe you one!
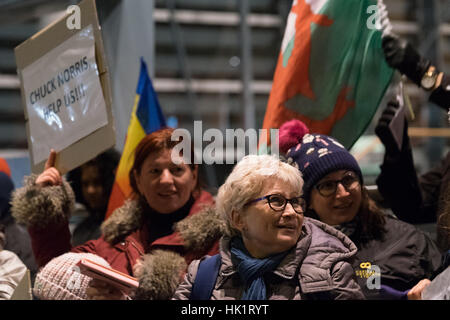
[261,0,394,150]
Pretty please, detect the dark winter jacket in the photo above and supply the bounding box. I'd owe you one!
[349,215,442,299]
[173,217,365,300]
[377,150,450,251]
[11,174,224,300]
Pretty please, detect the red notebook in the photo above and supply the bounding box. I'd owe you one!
[76,258,139,294]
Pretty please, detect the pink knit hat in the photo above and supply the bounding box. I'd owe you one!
[278,119,309,154]
[33,252,111,300]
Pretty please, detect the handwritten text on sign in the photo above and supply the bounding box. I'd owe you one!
[22,24,108,165]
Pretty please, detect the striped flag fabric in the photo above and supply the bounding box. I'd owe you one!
[260,0,393,151]
[105,58,166,220]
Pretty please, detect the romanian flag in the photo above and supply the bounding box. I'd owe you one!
[260,0,393,151]
[105,58,166,219]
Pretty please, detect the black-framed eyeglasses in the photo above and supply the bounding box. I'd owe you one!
[245,194,306,214]
[315,171,360,197]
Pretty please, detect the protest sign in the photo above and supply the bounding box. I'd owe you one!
[15,0,115,174]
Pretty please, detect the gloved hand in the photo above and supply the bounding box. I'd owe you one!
[375,101,406,156]
[379,284,409,300]
[382,35,431,86]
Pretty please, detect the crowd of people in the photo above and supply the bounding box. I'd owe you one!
[1,34,449,301]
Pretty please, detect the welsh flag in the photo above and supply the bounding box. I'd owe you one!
[261,0,393,150]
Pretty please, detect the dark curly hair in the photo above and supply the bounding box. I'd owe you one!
[66,149,120,212]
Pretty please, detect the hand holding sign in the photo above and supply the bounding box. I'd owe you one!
[16,21,113,175]
[35,149,62,187]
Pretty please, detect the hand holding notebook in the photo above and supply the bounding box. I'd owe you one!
[76,258,139,296]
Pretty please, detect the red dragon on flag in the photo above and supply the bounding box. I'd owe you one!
[261,0,393,151]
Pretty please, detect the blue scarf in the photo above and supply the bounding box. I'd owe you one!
[230,237,288,300]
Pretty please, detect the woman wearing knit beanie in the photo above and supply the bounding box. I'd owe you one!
[33,252,113,300]
[279,119,442,300]
[173,154,364,300]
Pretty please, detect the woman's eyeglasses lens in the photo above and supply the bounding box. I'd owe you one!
[316,173,360,197]
[267,195,305,214]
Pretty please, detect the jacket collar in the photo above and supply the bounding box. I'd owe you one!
[101,191,224,252]
[218,229,310,280]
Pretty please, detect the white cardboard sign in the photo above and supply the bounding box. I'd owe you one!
[21,24,108,165]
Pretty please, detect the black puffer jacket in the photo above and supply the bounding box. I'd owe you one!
[349,215,442,299]
[377,149,450,252]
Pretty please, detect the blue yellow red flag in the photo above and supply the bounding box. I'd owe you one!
[105,58,166,219]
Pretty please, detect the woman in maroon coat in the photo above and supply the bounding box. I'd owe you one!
[11,128,223,299]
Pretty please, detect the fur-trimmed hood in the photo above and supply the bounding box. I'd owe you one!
[99,195,225,300]
[11,174,75,228]
[100,200,143,244]
[100,197,225,251]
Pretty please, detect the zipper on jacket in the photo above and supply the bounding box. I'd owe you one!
[129,240,144,256]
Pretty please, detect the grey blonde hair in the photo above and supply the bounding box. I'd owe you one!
[216,154,304,237]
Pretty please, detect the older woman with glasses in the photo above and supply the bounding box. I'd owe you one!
[280,121,442,300]
[173,154,364,300]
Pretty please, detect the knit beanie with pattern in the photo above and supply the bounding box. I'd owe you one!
[33,252,111,300]
[286,133,363,201]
